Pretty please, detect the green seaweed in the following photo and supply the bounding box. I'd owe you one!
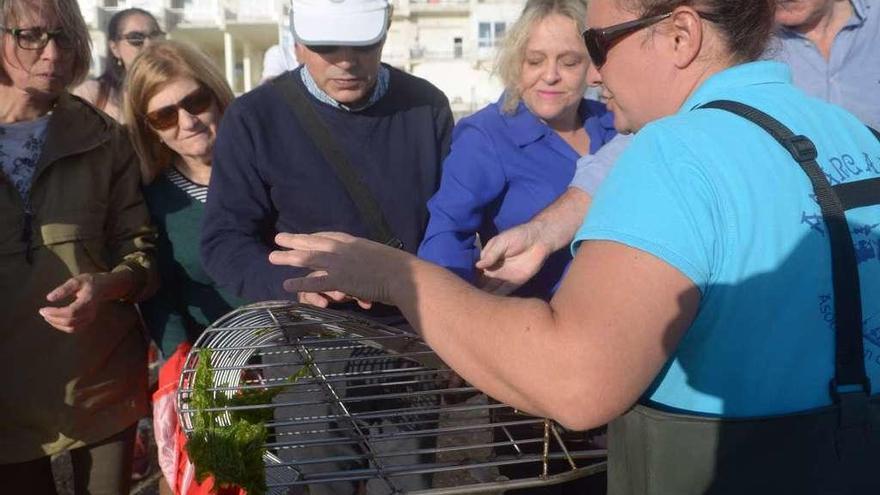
[186,349,312,495]
[187,420,268,494]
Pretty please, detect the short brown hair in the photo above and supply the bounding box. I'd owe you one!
[616,0,775,63]
[0,0,91,87]
[496,0,588,114]
[124,40,234,182]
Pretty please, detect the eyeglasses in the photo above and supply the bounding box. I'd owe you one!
[119,30,166,47]
[1,26,74,50]
[144,85,214,130]
[305,40,383,55]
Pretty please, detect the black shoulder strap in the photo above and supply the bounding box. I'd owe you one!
[271,74,403,249]
[697,100,871,402]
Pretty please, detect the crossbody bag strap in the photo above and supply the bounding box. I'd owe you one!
[697,100,871,410]
[271,73,404,249]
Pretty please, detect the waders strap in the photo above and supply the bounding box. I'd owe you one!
[698,100,876,457]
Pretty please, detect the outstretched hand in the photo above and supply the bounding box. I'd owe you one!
[269,232,412,306]
[475,222,552,295]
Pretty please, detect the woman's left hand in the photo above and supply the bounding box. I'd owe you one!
[39,273,121,333]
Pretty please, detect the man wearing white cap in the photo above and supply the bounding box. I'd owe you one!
[202,0,453,492]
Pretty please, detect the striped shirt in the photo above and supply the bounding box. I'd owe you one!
[166,166,208,203]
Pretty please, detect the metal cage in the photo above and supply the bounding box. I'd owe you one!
[177,301,606,494]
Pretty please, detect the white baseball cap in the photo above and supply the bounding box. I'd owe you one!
[290,0,391,46]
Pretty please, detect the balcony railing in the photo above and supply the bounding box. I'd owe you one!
[166,0,223,26]
[408,0,471,14]
[96,0,168,30]
[409,46,496,62]
[226,0,280,22]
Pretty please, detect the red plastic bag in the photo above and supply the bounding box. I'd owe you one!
[153,342,246,495]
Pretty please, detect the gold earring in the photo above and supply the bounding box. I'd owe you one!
[117,58,123,67]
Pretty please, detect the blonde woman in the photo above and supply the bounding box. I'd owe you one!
[0,0,157,491]
[418,0,616,301]
[416,1,614,492]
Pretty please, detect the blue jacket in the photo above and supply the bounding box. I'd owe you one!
[418,97,616,299]
[201,67,453,303]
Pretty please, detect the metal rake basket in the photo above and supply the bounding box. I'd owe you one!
[177,301,606,494]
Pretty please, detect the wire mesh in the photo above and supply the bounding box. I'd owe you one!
[177,301,606,494]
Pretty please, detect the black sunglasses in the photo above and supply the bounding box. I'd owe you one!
[582,12,672,69]
[583,10,719,68]
[306,40,383,55]
[119,30,166,47]
[1,26,74,50]
[145,85,214,131]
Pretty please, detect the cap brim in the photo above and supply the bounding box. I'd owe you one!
[292,8,388,46]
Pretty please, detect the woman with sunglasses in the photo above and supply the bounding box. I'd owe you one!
[124,39,243,493]
[0,0,159,492]
[73,8,164,123]
[270,0,880,492]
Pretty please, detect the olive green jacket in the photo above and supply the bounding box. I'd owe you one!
[0,94,158,463]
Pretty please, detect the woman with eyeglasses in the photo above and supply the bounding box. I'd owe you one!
[73,8,164,123]
[0,0,159,492]
[124,39,244,494]
[269,0,880,492]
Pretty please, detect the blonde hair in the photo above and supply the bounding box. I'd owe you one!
[124,40,234,182]
[496,0,587,114]
[0,0,91,87]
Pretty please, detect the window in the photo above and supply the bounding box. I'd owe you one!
[477,21,506,48]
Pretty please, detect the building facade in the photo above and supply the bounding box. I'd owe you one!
[77,0,525,118]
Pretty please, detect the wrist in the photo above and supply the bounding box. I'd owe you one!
[106,266,143,302]
[530,218,565,254]
[385,251,417,304]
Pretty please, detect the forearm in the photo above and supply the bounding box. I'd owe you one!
[530,187,591,253]
[390,256,603,428]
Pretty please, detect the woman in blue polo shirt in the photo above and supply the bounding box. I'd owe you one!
[417,0,615,300]
[271,0,880,492]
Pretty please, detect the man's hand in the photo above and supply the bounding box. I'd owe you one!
[39,273,116,332]
[297,271,372,309]
[475,222,552,295]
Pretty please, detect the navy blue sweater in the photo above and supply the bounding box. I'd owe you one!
[201,66,453,302]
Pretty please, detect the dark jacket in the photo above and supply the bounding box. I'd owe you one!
[0,93,157,463]
[201,66,453,304]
